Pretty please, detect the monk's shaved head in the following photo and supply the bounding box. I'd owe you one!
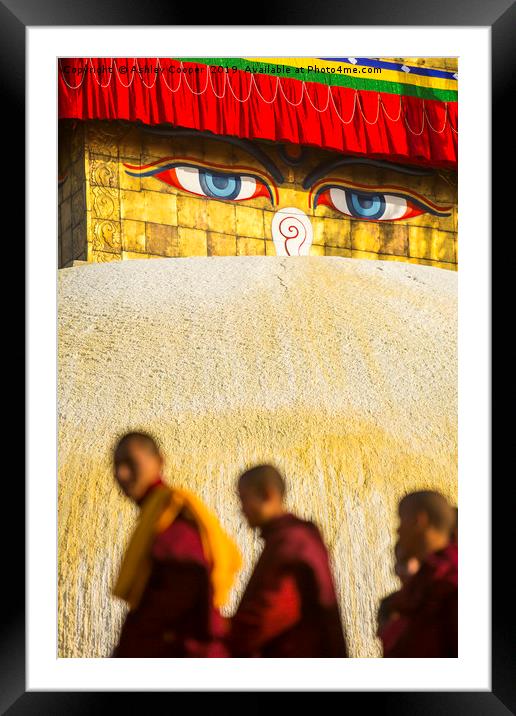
[238,464,286,499]
[238,465,286,528]
[399,491,454,534]
[113,431,163,503]
[114,431,161,457]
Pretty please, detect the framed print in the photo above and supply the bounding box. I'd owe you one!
[7,0,508,710]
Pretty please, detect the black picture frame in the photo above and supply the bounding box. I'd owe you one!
[9,0,507,711]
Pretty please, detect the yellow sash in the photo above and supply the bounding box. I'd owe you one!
[113,484,241,611]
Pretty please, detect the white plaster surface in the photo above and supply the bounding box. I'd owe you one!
[58,256,457,657]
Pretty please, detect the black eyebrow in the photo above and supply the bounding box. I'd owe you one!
[303,157,435,190]
[133,123,284,184]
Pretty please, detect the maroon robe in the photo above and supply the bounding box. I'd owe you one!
[382,542,458,658]
[229,513,347,657]
[113,483,227,657]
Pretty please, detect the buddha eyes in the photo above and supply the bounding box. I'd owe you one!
[175,166,267,202]
[314,185,452,222]
[124,160,274,204]
[124,159,451,222]
[329,188,412,221]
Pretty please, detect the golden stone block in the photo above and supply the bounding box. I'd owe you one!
[91,218,121,253]
[143,190,177,225]
[146,222,179,256]
[326,247,352,257]
[237,195,274,211]
[72,221,87,258]
[434,261,457,271]
[309,244,325,256]
[235,205,265,239]
[90,186,120,221]
[120,189,176,225]
[282,166,296,184]
[265,239,277,256]
[60,200,72,232]
[378,254,408,264]
[385,172,455,207]
[347,165,382,186]
[69,123,84,163]
[141,133,176,159]
[86,122,120,158]
[207,201,236,235]
[407,257,434,266]
[121,219,146,253]
[88,154,119,188]
[177,194,208,230]
[405,209,455,233]
[430,233,456,263]
[140,175,178,195]
[90,249,122,263]
[122,251,152,261]
[432,177,457,203]
[408,226,431,259]
[60,226,73,265]
[71,190,86,225]
[313,204,338,220]
[237,237,266,255]
[351,250,377,261]
[178,226,208,257]
[119,163,142,192]
[409,227,455,264]
[199,137,235,165]
[207,232,237,256]
[351,222,382,253]
[263,211,275,241]
[312,216,351,249]
[379,223,409,256]
[120,189,146,220]
[277,187,310,214]
[60,174,72,200]
[71,158,86,195]
[118,127,142,161]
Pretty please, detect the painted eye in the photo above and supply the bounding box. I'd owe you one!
[175,166,259,201]
[124,160,274,204]
[325,187,419,221]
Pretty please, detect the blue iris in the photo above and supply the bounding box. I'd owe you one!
[199,170,241,200]
[347,191,386,220]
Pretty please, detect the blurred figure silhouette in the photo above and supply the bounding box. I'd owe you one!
[228,464,347,657]
[381,490,457,657]
[111,431,241,657]
[377,541,420,653]
[450,506,458,544]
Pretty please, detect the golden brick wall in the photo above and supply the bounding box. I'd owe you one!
[380,57,458,73]
[58,123,88,267]
[58,118,458,270]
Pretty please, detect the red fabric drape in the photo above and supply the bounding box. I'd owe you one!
[58,58,458,169]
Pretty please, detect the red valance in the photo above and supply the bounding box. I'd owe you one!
[58,58,458,170]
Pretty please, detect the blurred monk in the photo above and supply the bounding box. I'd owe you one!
[111,431,241,657]
[377,541,420,654]
[450,506,458,544]
[382,490,457,658]
[228,464,347,657]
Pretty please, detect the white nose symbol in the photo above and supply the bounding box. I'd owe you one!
[271,207,313,256]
